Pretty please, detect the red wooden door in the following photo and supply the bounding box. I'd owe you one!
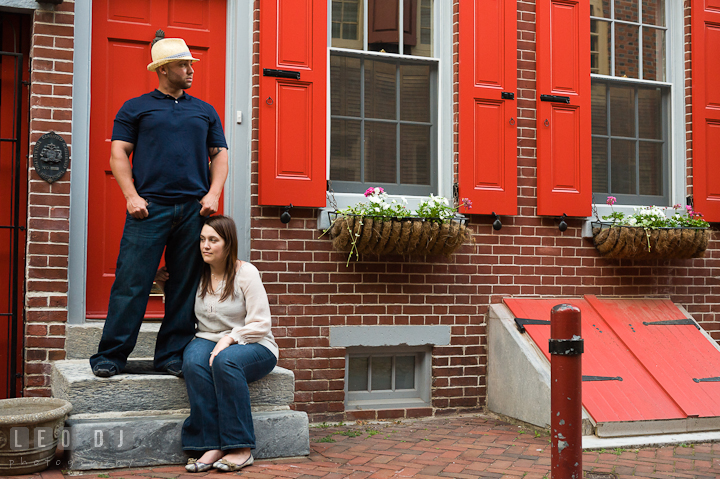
[536,0,591,217]
[87,0,227,319]
[691,0,720,221]
[258,0,327,208]
[458,0,517,215]
[0,14,30,399]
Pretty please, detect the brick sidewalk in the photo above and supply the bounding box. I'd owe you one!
[17,413,720,479]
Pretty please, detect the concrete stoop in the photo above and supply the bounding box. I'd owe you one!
[52,336,309,470]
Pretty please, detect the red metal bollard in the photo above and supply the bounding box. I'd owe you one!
[550,304,583,479]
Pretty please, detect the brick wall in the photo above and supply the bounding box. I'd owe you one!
[24,0,74,397]
[247,0,719,423]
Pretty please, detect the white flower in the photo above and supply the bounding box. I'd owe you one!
[401,197,408,204]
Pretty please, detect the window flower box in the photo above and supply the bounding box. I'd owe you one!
[591,222,710,260]
[323,187,473,263]
[328,213,471,258]
[591,197,711,260]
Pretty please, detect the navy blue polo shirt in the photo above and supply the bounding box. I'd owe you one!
[111,90,228,204]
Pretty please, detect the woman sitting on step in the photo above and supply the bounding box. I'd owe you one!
[156,215,278,473]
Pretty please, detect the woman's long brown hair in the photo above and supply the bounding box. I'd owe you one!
[199,215,238,302]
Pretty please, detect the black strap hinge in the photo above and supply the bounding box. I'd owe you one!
[583,376,622,382]
[548,338,584,355]
[514,318,550,333]
[642,318,700,330]
[693,377,720,383]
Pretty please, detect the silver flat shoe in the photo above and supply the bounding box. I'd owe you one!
[185,458,214,473]
[213,454,254,472]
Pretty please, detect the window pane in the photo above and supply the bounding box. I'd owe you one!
[413,0,433,57]
[642,27,665,81]
[643,0,665,26]
[395,356,415,390]
[590,0,611,18]
[400,64,430,122]
[639,142,663,196]
[611,139,637,194]
[331,120,362,181]
[593,137,609,193]
[614,0,639,22]
[369,0,401,53]
[365,121,397,183]
[615,23,640,79]
[371,357,392,390]
[590,19,611,75]
[332,0,362,49]
[365,59,397,120]
[610,85,635,137]
[349,357,369,391]
[592,83,607,135]
[400,124,431,185]
[331,56,361,117]
[638,87,662,139]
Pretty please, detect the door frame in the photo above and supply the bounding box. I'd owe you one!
[68,0,253,324]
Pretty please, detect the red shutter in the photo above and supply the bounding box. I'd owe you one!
[536,0,591,217]
[259,0,327,207]
[458,0,517,215]
[692,0,720,222]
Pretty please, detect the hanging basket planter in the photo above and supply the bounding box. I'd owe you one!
[327,212,472,260]
[591,222,710,260]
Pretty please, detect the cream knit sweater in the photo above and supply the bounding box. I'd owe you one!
[194,261,279,359]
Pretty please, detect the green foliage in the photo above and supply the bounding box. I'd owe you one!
[317,435,336,443]
[338,430,363,437]
[336,187,471,223]
[599,200,709,229]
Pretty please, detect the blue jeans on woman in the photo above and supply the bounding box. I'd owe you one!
[90,199,205,374]
[182,338,278,452]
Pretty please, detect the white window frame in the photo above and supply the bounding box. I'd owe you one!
[319,0,453,230]
[589,0,686,225]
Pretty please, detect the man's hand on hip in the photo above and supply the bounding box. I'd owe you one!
[127,195,149,219]
[200,193,220,216]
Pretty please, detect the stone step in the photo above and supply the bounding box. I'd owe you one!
[64,410,310,470]
[52,359,295,415]
[66,323,158,360]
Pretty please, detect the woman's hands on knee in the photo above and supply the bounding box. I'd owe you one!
[209,335,236,366]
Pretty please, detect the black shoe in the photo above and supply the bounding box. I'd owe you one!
[162,362,184,378]
[92,364,119,378]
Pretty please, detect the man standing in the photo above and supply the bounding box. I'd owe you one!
[89,38,229,378]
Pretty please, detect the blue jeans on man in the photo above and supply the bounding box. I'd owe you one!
[90,199,205,374]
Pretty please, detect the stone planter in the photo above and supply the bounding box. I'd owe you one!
[0,397,72,475]
[327,213,472,258]
[592,222,710,260]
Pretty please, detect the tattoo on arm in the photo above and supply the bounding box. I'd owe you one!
[209,147,227,159]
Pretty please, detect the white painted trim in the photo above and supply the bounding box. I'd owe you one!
[69,1,250,323]
[68,0,92,324]
[224,0,253,261]
[669,0,687,207]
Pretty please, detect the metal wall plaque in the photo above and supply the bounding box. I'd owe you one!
[33,131,69,183]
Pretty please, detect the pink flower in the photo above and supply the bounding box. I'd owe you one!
[461,198,473,209]
[606,196,617,206]
[673,204,682,209]
[686,205,693,212]
[364,187,385,197]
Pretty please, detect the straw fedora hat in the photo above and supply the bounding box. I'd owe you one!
[147,38,199,72]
